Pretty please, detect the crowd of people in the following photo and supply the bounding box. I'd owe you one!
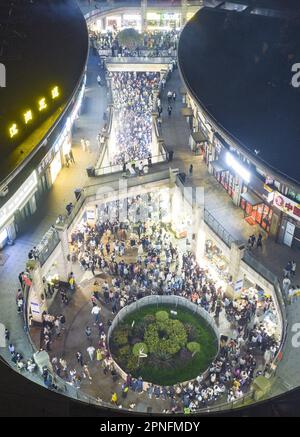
[110,71,160,165]
[59,194,281,412]
[91,29,179,58]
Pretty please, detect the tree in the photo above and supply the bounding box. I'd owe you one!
[117,28,143,49]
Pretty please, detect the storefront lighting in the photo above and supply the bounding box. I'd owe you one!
[9,123,18,138]
[38,98,47,111]
[51,86,60,99]
[226,152,251,183]
[24,110,33,124]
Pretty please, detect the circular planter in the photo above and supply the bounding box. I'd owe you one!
[108,295,220,386]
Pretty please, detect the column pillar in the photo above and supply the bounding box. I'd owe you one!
[193,205,205,262]
[141,0,147,32]
[27,260,48,323]
[55,223,71,282]
[229,241,245,283]
[181,0,188,27]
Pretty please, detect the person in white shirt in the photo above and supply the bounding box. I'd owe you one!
[91,305,101,324]
[87,345,95,361]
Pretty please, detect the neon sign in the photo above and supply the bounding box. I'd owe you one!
[24,110,33,124]
[9,123,18,138]
[8,85,60,140]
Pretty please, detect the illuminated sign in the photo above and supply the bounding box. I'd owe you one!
[24,110,33,124]
[226,152,251,183]
[7,85,60,140]
[273,192,300,221]
[38,97,47,111]
[51,86,59,99]
[9,123,18,138]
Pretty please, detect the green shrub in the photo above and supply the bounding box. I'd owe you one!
[126,355,140,372]
[187,342,201,354]
[184,323,198,341]
[132,342,148,357]
[155,311,169,322]
[144,319,187,355]
[144,314,156,325]
[113,327,130,346]
[117,28,143,49]
[118,345,131,358]
[132,321,146,339]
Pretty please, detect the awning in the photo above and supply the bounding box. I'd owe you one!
[191,131,207,143]
[181,107,193,117]
[240,191,262,206]
[210,160,228,173]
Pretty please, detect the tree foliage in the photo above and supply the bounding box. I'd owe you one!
[117,28,143,49]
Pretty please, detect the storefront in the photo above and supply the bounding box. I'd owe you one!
[189,130,207,155]
[240,191,273,232]
[122,14,141,30]
[0,171,38,247]
[106,15,122,31]
[50,152,62,184]
[273,192,300,248]
[146,12,181,30]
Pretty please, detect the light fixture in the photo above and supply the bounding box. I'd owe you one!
[226,152,251,183]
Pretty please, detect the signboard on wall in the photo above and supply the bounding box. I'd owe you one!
[273,192,300,221]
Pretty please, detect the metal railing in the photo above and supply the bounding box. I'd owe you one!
[105,55,175,64]
[95,153,168,176]
[204,209,235,248]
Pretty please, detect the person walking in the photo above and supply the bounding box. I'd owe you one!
[167,90,172,104]
[167,105,172,117]
[292,260,297,277]
[283,276,291,298]
[111,391,118,405]
[83,364,92,381]
[257,233,263,249]
[85,326,92,342]
[172,91,177,102]
[69,149,75,164]
[85,139,91,153]
[87,345,95,361]
[76,351,84,366]
[80,137,86,151]
[97,74,102,86]
[91,305,101,325]
[189,164,193,177]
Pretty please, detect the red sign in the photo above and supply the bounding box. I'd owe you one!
[273,192,300,221]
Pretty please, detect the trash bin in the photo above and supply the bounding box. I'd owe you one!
[74,188,81,201]
[86,166,95,177]
[168,150,174,162]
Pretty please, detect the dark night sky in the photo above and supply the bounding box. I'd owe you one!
[179,3,300,184]
[0,0,88,158]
